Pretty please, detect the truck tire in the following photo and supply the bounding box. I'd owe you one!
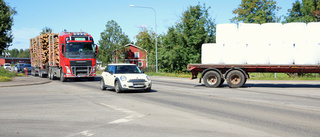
[226,70,246,88]
[48,69,52,80]
[219,78,225,87]
[60,69,66,82]
[115,81,123,93]
[203,71,222,88]
[100,79,106,90]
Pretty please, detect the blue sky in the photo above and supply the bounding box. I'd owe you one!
[5,0,293,50]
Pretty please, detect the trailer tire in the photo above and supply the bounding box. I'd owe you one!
[219,78,225,87]
[226,70,246,88]
[203,71,222,88]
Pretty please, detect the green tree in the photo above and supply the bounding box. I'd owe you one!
[135,28,156,68]
[9,48,19,57]
[98,20,130,66]
[159,3,215,72]
[0,0,16,55]
[284,0,320,23]
[231,0,280,24]
[40,27,52,34]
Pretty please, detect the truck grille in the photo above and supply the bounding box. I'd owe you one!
[71,66,92,76]
[70,61,92,66]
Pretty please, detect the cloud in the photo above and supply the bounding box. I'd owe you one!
[10,27,41,50]
[136,24,150,29]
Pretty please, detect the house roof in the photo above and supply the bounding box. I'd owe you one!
[117,44,147,52]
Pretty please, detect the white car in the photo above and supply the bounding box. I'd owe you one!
[3,63,11,70]
[100,63,152,93]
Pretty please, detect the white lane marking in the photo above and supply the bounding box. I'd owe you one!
[100,103,145,124]
[80,130,94,137]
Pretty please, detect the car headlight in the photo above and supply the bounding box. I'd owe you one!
[120,76,127,81]
[146,76,151,81]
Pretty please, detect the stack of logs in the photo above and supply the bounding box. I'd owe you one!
[49,33,59,66]
[30,33,59,67]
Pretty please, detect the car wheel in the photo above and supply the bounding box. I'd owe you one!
[145,87,151,92]
[115,81,123,93]
[100,79,106,90]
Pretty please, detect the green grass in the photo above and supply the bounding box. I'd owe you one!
[249,73,320,80]
[0,68,24,82]
[146,72,192,78]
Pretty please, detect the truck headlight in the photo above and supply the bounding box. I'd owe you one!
[120,76,127,81]
[65,66,72,74]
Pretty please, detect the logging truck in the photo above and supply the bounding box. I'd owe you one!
[30,31,98,82]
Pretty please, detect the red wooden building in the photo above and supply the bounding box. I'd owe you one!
[114,44,148,69]
[0,57,30,66]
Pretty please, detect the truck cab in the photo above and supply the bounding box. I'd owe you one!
[56,32,98,81]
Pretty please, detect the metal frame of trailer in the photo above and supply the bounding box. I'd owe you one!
[187,64,320,88]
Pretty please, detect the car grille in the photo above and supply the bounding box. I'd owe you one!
[128,79,147,82]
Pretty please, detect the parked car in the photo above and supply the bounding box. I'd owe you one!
[100,63,152,93]
[22,64,33,73]
[17,63,25,72]
[3,63,11,70]
[13,64,19,72]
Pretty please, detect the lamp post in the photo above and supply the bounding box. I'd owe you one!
[130,5,158,73]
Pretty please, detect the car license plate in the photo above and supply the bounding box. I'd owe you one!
[133,84,144,88]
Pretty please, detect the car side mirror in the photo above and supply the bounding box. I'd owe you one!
[142,70,145,73]
[109,71,113,75]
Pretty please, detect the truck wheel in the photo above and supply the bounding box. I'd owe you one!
[226,70,246,88]
[60,70,66,82]
[115,81,123,93]
[203,71,222,88]
[48,69,52,80]
[100,79,106,90]
[219,78,225,87]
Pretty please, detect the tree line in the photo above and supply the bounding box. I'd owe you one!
[98,0,320,72]
[1,0,320,72]
[2,48,30,58]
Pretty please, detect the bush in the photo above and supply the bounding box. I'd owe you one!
[0,68,23,82]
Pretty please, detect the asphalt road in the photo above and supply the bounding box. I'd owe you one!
[0,76,319,137]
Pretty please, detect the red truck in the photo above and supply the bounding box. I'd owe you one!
[30,31,98,82]
[187,64,320,88]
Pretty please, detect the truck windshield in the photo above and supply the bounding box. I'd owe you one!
[66,43,93,53]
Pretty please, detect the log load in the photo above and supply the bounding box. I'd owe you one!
[30,33,59,68]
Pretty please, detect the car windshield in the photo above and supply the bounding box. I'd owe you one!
[5,64,10,66]
[66,43,93,53]
[24,64,31,67]
[116,65,141,74]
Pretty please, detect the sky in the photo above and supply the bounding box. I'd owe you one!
[5,0,293,50]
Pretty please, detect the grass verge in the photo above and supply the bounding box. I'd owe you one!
[0,68,24,82]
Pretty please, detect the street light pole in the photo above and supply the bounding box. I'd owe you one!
[130,5,158,73]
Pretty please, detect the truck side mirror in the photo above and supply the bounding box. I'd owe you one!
[94,44,99,55]
[61,44,65,55]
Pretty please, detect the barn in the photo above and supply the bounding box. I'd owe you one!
[114,44,147,69]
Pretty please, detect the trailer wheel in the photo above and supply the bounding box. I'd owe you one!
[226,70,246,88]
[203,71,222,88]
[219,78,225,87]
[60,69,66,82]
